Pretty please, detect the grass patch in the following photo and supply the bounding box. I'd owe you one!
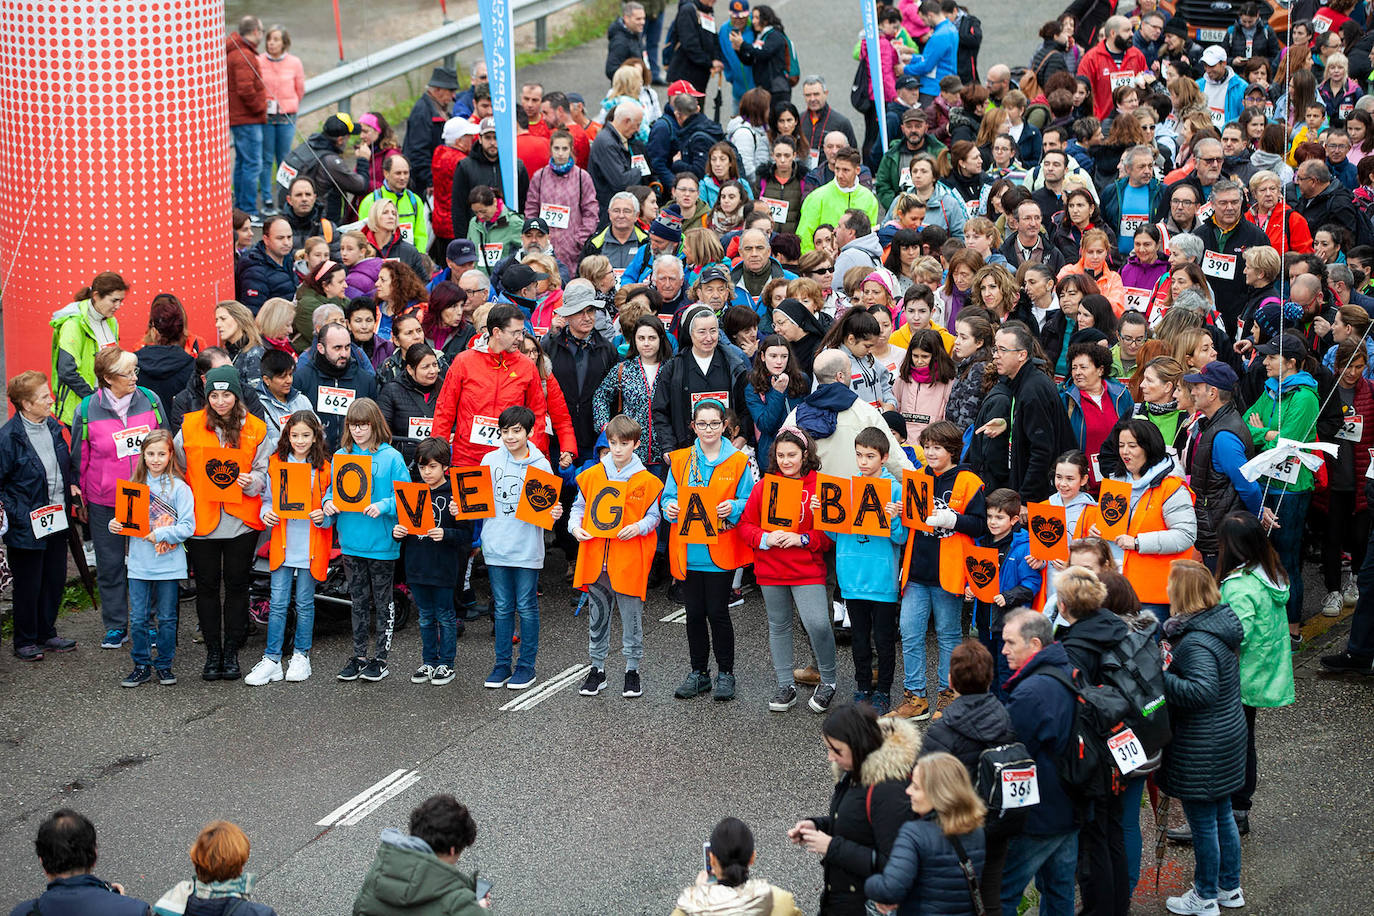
[0,578,94,638]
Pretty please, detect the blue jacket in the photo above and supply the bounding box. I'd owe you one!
[292,348,380,450]
[745,384,806,468]
[233,240,299,315]
[9,874,151,916]
[834,470,909,602]
[864,814,987,915]
[973,526,1040,631]
[661,438,754,571]
[620,241,684,285]
[1196,70,1248,125]
[1002,641,1079,835]
[903,19,958,95]
[719,22,756,95]
[645,112,680,192]
[1062,378,1134,454]
[0,414,73,552]
[326,443,409,560]
[125,474,196,580]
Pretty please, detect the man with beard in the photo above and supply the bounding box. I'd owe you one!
[1077,15,1148,120]
[292,322,379,448]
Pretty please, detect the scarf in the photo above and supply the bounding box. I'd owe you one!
[477,198,506,226]
[103,387,135,422]
[263,334,296,355]
[710,207,745,234]
[909,365,934,384]
[1142,399,1178,415]
[550,156,574,176]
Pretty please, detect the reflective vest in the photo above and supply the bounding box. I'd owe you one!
[666,447,753,580]
[1034,506,1097,610]
[181,410,268,537]
[1122,476,1195,604]
[267,455,331,582]
[900,468,983,594]
[572,463,664,599]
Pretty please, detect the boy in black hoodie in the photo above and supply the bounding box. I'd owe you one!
[967,488,1041,699]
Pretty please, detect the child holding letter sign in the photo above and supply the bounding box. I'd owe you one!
[968,488,1042,698]
[111,431,194,687]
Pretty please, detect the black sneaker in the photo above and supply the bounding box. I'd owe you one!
[1321,651,1374,674]
[579,667,607,695]
[728,589,745,608]
[809,683,837,713]
[674,669,712,699]
[360,658,389,681]
[769,684,798,712]
[156,668,177,686]
[121,665,153,688]
[713,672,736,701]
[623,670,642,698]
[337,657,366,681]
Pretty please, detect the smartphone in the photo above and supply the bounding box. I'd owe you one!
[476,877,493,899]
[702,841,712,877]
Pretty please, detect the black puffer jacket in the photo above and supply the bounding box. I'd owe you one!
[136,344,195,415]
[1059,607,1129,685]
[920,692,1017,777]
[542,327,618,461]
[377,371,441,468]
[1158,603,1247,801]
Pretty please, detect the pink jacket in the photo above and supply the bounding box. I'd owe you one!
[259,53,306,115]
[524,164,600,273]
[860,35,899,103]
[898,0,932,42]
[892,375,951,443]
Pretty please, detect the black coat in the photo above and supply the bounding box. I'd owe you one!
[136,344,195,415]
[920,692,1017,778]
[1059,607,1129,685]
[292,349,380,449]
[666,0,719,92]
[1003,641,1080,835]
[541,327,618,460]
[402,91,447,193]
[0,415,73,551]
[734,27,792,97]
[1006,360,1074,502]
[235,241,300,316]
[1195,217,1271,335]
[650,346,754,453]
[605,17,646,81]
[451,144,530,239]
[377,371,441,468]
[1294,181,1362,248]
[964,378,1011,491]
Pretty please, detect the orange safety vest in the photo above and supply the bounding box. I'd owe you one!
[1034,506,1099,610]
[666,446,753,580]
[572,463,664,599]
[182,410,268,537]
[1122,476,1195,604]
[267,455,331,582]
[900,468,983,593]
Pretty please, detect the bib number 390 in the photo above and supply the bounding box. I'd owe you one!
[1001,766,1040,810]
[1107,727,1148,774]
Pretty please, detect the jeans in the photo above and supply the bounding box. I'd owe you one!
[976,620,1013,701]
[88,503,130,632]
[1233,704,1259,811]
[848,598,898,692]
[644,11,665,79]
[1119,774,1147,895]
[259,115,296,207]
[1179,797,1242,899]
[762,583,836,687]
[345,555,396,660]
[1265,489,1311,623]
[186,532,259,651]
[128,579,179,668]
[8,535,67,649]
[411,583,457,668]
[490,564,540,673]
[266,564,316,661]
[586,571,644,669]
[683,569,735,673]
[899,582,962,694]
[231,122,264,213]
[1000,830,1079,916]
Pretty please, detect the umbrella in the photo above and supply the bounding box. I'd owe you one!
[712,72,723,126]
[1153,793,1172,891]
[66,525,99,609]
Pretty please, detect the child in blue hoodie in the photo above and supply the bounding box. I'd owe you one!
[113,430,195,688]
[324,397,411,684]
[970,488,1042,698]
[481,405,563,690]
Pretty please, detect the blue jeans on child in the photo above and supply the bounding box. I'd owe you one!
[489,565,539,674]
[411,583,457,668]
[129,579,179,669]
[266,565,316,662]
[899,582,963,695]
[1180,797,1242,899]
[999,830,1079,916]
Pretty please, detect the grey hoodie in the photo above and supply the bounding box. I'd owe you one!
[831,231,885,296]
[480,441,554,568]
[568,451,663,535]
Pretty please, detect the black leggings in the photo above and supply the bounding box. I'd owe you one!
[1322,495,1371,591]
[847,598,898,693]
[1078,795,1130,916]
[683,570,734,674]
[1233,704,1260,812]
[8,535,67,648]
[186,532,259,652]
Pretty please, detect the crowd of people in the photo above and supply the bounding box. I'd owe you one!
[8,0,1374,913]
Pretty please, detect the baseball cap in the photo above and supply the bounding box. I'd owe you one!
[1255,332,1309,359]
[1182,361,1239,391]
[323,114,360,137]
[443,117,481,144]
[502,262,547,292]
[896,74,921,92]
[667,79,706,99]
[522,217,551,235]
[1201,45,1228,67]
[901,106,927,123]
[698,263,731,285]
[567,93,585,106]
[729,0,750,14]
[446,239,478,265]
[478,117,497,135]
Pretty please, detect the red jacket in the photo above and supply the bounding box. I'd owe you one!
[432,347,550,466]
[736,471,832,585]
[1076,41,1147,121]
[431,145,467,241]
[226,33,267,126]
[1246,202,1314,255]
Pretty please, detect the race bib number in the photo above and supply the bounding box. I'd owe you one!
[275,160,298,189]
[113,424,150,460]
[1271,455,1301,485]
[1367,448,1374,480]
[1109,70,1136,90]
[808,150,820,171]
[1121,213,1149,235]
[1208,107,1226,129]
[317,386,356,416]
[409,416,434,440]
[1314,13,1332,32]
[699,11,716,32]
[483,243,504,268]
[1123,287,1151,313]
[469,414,501,448]
[690,390,730,411]
[1090,452,1103,480]
[1197,200,1213,222]
[1245,39,1253,57]
[759,196,790,224]
[397,221,415,244]
[540,203,571,229]
[964,197,980,218]
[1202,250,1236,279]
[1107,728,1149,774]
[1341,103,1354,120]
[30,504,68,540]
[612,267,626,286]
[1000,766,1040,810]
[1339,414,1364,442]
[631,153,651,176]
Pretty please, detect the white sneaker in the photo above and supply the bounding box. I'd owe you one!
[1218,887,1245,909]
[1167,886,1220,915]
[1343,574,1359,606]
[244,657,283,686]
[285,652,312,682]
[1322,590,1343,617]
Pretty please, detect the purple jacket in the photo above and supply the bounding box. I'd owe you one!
[1119,256,1168,298]
[346,257,383,299]
[70,386,168,506]
[524,164,600,273]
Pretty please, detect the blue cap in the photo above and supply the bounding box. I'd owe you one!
[1182,360,1239,391]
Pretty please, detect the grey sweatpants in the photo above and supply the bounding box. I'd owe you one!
[586,572,644,669]
[761,583,837,688]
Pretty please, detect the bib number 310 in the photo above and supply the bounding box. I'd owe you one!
[1107,727,1148,774]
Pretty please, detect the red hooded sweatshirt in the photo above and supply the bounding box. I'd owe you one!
[737,470,832,585]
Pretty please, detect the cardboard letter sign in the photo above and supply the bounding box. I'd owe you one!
[1027,502,1069,563]
[515,464,562,530]
[902,469,933,532]
[199,447,245,504]
[272,462,312,520]
[394,482,436,535]
[813,474,851,534]
[760,474,803,532]
[332,454,372,511]
[963,543,1002,601]
[850,477,892,537]
[586,481,627,536]
[677,486,719,544]
[114,480,150,537]
[1097,480,1133,540]
[449,467,496,520]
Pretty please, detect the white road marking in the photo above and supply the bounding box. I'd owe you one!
[501,663,592,711]
[660,607,687,623]
[512,664,593,710]
[317,769,415,827]
[339,770,423,825]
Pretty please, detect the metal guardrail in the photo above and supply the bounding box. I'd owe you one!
[299,0,589,117]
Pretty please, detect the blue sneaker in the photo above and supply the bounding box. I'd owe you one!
[871,691,891,715]
[121,665,153,687]
[507,666,537,689]
[484,664,512,688]
[101,629,128,649]
[853,690,872,705]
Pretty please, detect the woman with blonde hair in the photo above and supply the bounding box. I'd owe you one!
[215,300,265,384]
[683,226,726,284]
[600,60,660,132]
[1172,326,1218,372]
[255,298,298,356]
[578,254,617,297]
[968,264,1018,321]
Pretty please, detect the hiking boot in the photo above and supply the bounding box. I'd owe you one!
[121,665,153,688]
[360,658,389,681]
[13,645,43,661]
[579,667,607,695]
[622,670,642,697]
[936,688,957,713]
[809,683,837,713]
[1166,886,1219,915]
[674,669,712,699]
[202,649,223,681]
[713,672,736,701]
[220,650,241,680]
[769,685,798,712]
[793,664,821,686]
[886,690,931,720]
[430,665,455,686]
[871,691,891,715]
[1321,590,1343,617]
[337,656,366,681]
[1321,651,1374,674]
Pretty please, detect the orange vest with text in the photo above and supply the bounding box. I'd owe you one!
[266,455,331,582]
[1122,476,1195,604]
[900,468,984,594]
[666,446,753,580]
[182,410,268,537]
[572,463,664,599]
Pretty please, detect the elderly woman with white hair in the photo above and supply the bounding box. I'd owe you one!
[1245,171,1312,253]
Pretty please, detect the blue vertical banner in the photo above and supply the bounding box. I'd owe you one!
[861,0,887,153]
[480,0,519,209]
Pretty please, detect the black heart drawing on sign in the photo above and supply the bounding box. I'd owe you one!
[965,557,996,587]
[524,478,559,511]
[206,458,240,489]
[1031,515,1066,547]
[1101,493,1128,525]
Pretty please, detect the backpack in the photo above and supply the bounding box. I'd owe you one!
[678,118,729,177]
[1039,666,1117,802]
[849,54,874,115]
[1078,625,1173,777]
[975,742,1036,835]
[784,34,800,87]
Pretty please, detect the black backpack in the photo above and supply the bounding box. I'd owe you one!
[975,742,1036,835]
[1081,624,1173,777]
[849,55,874,115]
[1039,666,1117,802]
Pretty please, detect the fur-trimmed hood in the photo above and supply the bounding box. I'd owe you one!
[832,716,921,786]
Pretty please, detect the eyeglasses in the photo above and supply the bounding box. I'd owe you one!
[1196,156,1223,164]
[118,368,140,378]
[348,422,371,430]
[993,346,1026,355]
[1120,334,1148,345]
[694,420,724,430]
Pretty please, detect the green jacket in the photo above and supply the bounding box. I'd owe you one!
[797,180,881,253]
[51,299,118,426]
[466,212,524,277]
[353,831,486,916]
[874,136,947,210]
[1220,566,1296,708]
[1244,374,1320,492]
